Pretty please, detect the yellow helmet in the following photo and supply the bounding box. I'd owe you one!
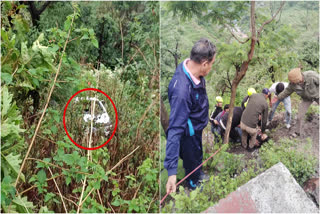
[216,96,223,103]
[247,88,256,96]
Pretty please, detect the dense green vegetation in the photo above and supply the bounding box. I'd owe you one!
[160,1,319,212]
[1,1,159,213]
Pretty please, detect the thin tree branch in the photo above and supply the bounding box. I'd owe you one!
[107,201,116,213]
[96,190,104,208]
[226,71,232,89]
[120,20,124,61]
[163,48,176,57]
[147,189,158,213]
[77,71,100,213]
[67,36,81,44]
[76,176,87,213]
[15,10,76,187]
[224,23,250,44]
[133,182,142,199]
[62,195,78,208]
[48,167,68,213]
[132,44,151,68]
[257,1,286,38]
[11,67,18,77]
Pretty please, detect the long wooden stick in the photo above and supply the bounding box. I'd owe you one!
[15,11,76,187]
[77,69,100,213]
[48,167,68,213]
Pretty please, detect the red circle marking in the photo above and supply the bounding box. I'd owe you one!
[63,88,118,150]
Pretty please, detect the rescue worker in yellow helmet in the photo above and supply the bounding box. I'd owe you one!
[241,88,256,110]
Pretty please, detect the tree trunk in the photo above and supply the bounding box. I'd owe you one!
[160,97,169,134]
[223,1,256,144]
[26,2,51,27]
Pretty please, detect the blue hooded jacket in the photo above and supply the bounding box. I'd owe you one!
[164,62,209,176]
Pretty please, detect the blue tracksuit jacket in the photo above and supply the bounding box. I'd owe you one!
[164,62,209,179]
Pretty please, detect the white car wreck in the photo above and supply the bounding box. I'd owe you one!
[74,96,112,136]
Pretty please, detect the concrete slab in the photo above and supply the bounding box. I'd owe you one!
[204,162,319,213]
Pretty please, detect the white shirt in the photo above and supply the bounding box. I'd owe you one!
[269,82,289,95]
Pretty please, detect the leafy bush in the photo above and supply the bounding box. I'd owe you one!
[259,139,317,185]
[162,155,260,213]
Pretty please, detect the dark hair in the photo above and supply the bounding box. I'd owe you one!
[275,83,285,94]
[190,38,216,64]
[224,104,230,111]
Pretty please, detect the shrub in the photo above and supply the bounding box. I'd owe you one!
[259,138,317,185]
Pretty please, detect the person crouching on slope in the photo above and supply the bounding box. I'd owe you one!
[240,88,269,150]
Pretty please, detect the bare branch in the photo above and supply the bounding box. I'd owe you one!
[224,23,250,44]
[120,20,124,60]
[48,167,68,213]
[257,1,286,38]
[163,48,176,57]
[226,71,232,89]
[132,44,151,68]
[67,36,81,44]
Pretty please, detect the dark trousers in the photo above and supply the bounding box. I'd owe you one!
[212,124,223,143]
[179,130,203,183]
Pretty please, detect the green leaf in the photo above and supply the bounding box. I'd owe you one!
[91,39,99,48]
[64,154,74,165]
[39,206,54,213]
[65,176,71,185]
[32,78,39,87]
[44,192,55,202]
[21,42,31,63]
[1,86,11,117]
[1,153,25,182]
[50,126,58,134]
[42,129,52,135]
[93,181,101,189]
[1,73,13,84]
[48,44,59,53]
[53,114,60,123]
[88,28,95,36]
[17,82,34,90]
[37,169,47,184]
[64,18,71,31]
[81,33,89,40]
[111,199,120,206]
[1,123,24,139]
[12,196,35,213]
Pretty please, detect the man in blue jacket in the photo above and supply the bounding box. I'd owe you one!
[164,38,216,193]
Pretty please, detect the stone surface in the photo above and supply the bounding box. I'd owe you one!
[204,162,319,213]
